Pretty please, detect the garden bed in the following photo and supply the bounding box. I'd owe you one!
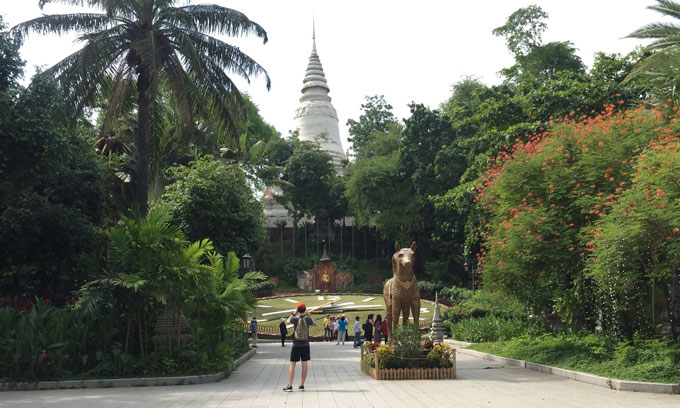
[359,342,456,380]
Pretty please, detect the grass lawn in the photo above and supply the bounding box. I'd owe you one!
[252,294,445,336]
[469,334,680,384]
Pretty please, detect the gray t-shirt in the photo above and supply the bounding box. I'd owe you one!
[290,314,315,347]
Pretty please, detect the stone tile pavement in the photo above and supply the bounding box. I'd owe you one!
[1,341,678,407]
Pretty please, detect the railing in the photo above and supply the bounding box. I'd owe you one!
[420,294,453,307]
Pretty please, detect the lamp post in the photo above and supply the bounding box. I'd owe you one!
[465,261,471,291]
[241,252,252,272]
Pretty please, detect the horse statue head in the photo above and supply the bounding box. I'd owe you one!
[392,241,417,282]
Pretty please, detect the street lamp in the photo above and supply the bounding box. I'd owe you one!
[241,252,252,271]
[465,261,471,291]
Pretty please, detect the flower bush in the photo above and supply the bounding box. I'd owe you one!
[361,324,453,370]
[473,103,680,332]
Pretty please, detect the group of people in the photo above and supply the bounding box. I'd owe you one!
[353,313,388,348]
[321,315,349,343]
[320,314,388,346]
[249,305,391,392]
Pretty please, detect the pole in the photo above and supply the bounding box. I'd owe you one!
[352,224,355,259]
[304,222,307,258]
[279,221,283,259]
[652,278,655,330]
[328,216,331,256]
[317,218,320,257]
[340,220,343,259]
[364,227,367,261]
[376,230,379,265]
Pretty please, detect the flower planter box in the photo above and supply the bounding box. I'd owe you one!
[360,346,456,380]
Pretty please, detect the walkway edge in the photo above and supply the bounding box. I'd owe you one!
[0,348,257,392]
[452,345,679,394]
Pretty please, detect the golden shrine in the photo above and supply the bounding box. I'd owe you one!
[297,249,353,293]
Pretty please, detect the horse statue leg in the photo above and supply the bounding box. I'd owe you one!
[411,299,420,328]
[402,302,410,326]
[384,279,394,344]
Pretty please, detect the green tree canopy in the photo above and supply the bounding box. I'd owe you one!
[282,141,337,219]
[162,156,267,258]
[0,70,108,302]
[492,4,548,58]
[346,95,398,157]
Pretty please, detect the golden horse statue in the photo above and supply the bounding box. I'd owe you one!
[383,242,420,343]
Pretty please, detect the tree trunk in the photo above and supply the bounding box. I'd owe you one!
[136,70,151,217]
[137,312,144,356]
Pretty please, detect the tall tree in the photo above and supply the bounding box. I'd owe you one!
[346,95,398,157]
[13,0,270,216]
[492,4,548,58]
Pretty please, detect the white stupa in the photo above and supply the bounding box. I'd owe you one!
[263,23,349,228]
[293,23,346,172]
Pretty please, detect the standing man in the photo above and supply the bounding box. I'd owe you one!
[336,315,348,345]
[279,317,288,347]
[250,316,258,348]
[353,316,362,348]
[283,303,315,392]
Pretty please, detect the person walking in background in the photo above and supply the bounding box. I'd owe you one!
[250,316,258,348]
[353,316,362,348]
[381,318,388,344]
[336,315,348,345]
[279,317,288,347]
[373,314,383,344]
[283,303,315,392]
[323,314,331,342]
[364,314,374,343]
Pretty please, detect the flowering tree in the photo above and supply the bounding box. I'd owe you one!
[588,130,680,339]
[475,103,674,329]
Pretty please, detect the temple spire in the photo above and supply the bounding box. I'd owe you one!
[312,15,317,53]
[293,18,345,172]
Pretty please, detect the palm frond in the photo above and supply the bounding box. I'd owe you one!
[100,62,135,136]
[159,5,268,43]
[649,0,680,20]
[177,29,270,89]
[11,13,112,42]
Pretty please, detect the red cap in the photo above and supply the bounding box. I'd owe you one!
[297,302,306,311]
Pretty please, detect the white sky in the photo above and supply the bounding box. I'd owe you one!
[1,1,660,152]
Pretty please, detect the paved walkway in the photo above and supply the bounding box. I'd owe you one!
[1,341,678,407]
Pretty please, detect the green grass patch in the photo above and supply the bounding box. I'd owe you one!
[470,333,680,383]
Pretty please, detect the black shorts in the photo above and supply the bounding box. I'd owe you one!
[290,345,310,362]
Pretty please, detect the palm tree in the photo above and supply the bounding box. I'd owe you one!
[13,0,270,216]
[628,0,680,52]
[627,0,680,105]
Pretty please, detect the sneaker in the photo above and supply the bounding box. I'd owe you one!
[283,385,292,392]
[299,385,305,391]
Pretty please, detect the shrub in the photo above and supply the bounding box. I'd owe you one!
[448,315,545,343]
[0,299,105,381]
[440,286,473,304]
[443,289,527,323]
